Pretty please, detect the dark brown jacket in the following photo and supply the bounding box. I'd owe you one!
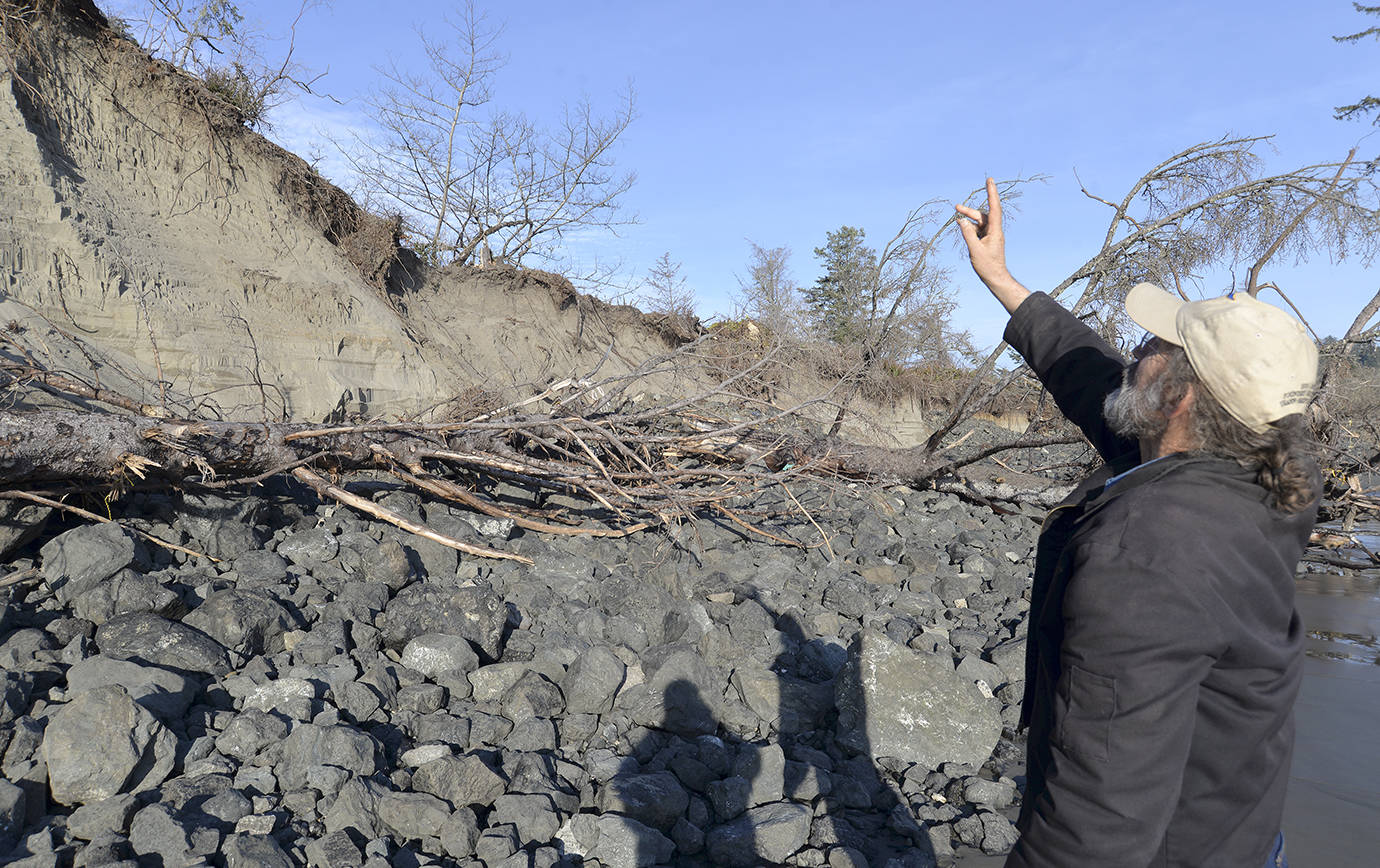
[1003,293,1315,867]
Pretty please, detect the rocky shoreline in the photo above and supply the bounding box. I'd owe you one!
[0,469,1050,867]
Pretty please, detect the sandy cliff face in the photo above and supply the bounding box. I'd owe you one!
[0,1,683,420]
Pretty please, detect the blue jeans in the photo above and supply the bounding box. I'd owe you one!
[1266,832,1287,868]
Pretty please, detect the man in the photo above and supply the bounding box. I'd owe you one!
[954,179,1319,867]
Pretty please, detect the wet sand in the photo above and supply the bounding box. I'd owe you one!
[954,565,1380,867]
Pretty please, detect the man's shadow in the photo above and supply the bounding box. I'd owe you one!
[623,605,938,866]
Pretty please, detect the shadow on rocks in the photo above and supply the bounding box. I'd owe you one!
[626,617,937,868]
[774,610,938,868]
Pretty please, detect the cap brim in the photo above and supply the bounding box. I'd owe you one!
[1125,283,1185,345]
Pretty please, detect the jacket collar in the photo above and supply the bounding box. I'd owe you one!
[1055,449,1258,515]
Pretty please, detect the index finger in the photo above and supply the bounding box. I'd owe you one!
[986,177,1003,228]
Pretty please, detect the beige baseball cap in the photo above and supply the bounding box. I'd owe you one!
[1124,283,1319,433]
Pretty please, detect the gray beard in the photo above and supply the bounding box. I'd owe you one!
[1103,368,1170,441]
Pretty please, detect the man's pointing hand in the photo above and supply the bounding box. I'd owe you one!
[955,177,1029,313]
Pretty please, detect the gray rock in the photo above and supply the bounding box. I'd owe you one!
[505,716,558,752]
[926,824,954,862]
[731,669,833,735]
[734,742,786,807]
[670,815,705,856]
[0,779,24,853]
[243,677,319,721]
[470,662,530,702]
[706,776,749,821]
[182,588,294,656]
[0,628,53,670]
[954,654,1007,693]
[936,573,983,605]
[596,575,677,647]
[953,813,984,848]
[71,569,184,625]
[376,790,451,840]
[439,807,481,859]
[977,810,1020,855]
[230,549,290,587]
[201,789,253,825]
[705,801,811,866]
[834,630,1001,770]
[963,776,1016,809]
[222,833,294,868]
[471,515,516,539]
[412,753,507,808]
[490,792,561,844]
[989,637,1027,685]
[412,712,472,748]
[128,802,210,865]
[502,671,565,722]
[476,822,520,863]
[3,715,44,771]
[0,670,34,725]
[561,646,626,714]
[621,648,722,737]
[0,500,50,560]
[394,683,444,714]
[42,686,175,805]
[783,760,831,802]
[277,527,339,566]
[305,828,364,867]
[277,724,381,791]
[599,771,689,832]
[401,633,480,680]
[95,613,232,676]
[216,710,290,762]
[361,539,413,590]
[321,776,389,837]
[823,577,871,619]
[380,583,507,661]
[586,815,674,868]
[177,492,264,559]
[40,521,137,604]
[64,656,197,722]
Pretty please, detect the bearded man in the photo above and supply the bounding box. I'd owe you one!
[954,180,1319,868]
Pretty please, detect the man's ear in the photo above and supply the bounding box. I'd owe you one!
[1166,382,1196,422]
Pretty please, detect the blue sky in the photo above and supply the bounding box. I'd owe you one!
[107,0,1380,347]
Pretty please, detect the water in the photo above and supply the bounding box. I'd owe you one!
[1287,523,1380,866]
[1298,520,1380,666]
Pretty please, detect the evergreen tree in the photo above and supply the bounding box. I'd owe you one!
[1335,3,1380,124]
[805,226,876,343]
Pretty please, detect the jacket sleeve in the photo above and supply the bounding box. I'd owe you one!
[1003,292,1137,464]
[1005,538,1218,867]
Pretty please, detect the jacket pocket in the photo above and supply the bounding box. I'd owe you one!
[1055,664,1117,763]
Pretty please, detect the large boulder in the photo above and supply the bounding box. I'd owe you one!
[71,569,184,625]
[598,771,689,832]
[834,629,1001,770]
[176,493,263,560]
[182,588,295,656]
[379,582,508,661]
[40,522,137,604]
[704,801,811,866]
[95,613,233,676]
[276,724,381,791]
[42,686,176,805]
[65,656,198,722]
